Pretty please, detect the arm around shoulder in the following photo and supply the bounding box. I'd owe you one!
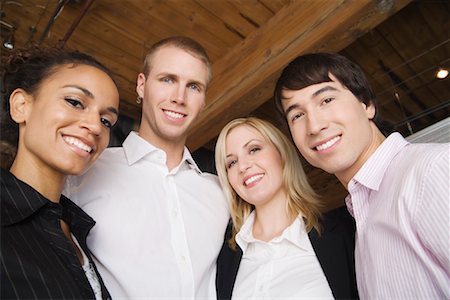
[415,145,449,274]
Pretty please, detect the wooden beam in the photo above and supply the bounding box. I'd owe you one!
[187,0,411,150]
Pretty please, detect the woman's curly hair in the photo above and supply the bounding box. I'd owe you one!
[0,44,116,150]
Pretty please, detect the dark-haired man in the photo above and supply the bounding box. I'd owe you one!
[274,52,449,299]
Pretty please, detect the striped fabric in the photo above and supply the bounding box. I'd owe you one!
[0,169,110,299]
[345,133,450,299]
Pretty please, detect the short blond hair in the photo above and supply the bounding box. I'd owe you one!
[143,36,212,87]
[215,117,322,248]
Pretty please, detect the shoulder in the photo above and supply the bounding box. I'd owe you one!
[396,142,448,169]
[322,205,354,224]
[217,223,242,264]
[94,146,127,163]
[199,171,222,185]
[60,195,94,225]
[309,208,358,299]
[386,142,448,189]
[309,206,355,254]
[63,146,127,198]
[191,171,227,203]
[216,221,242,300]
[77,146,125,173]
[100,145,125,155]
[316,206,355,240]
[186,169,224,192]
[384,142,449,218]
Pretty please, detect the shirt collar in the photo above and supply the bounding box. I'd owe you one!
[123,131,202,174]
[236,211,311,253]
[123,131,159,165]
[60,195,96,237]
[1,169,95,233]
[235,211,256,253]
[352,132,409,191]
[182,147,202,174]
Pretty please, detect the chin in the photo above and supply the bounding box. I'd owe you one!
[58,162,91,176]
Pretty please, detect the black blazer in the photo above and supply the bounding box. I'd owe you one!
[216,206,358,299]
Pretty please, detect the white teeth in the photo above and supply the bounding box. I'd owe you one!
[245,174,264,186]
[164,110,184,119]
[316,136,340,151]
[63,136,92,153]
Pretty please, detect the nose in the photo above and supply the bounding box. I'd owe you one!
[80,112,102,136]
[171,84,186,105]
[238,157,252,173]
[305,111,328,135]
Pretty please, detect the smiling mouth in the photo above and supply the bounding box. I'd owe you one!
[163,109,186,120]
[314,136,341,151]
[244,174,264,186]
[63,136,93,153]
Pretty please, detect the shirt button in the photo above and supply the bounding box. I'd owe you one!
[181,255,187,262]
[172,210,178,217]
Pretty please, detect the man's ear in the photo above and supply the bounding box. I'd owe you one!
[363,101,376,120]
[136,73,146,99]
[9,89,32,124]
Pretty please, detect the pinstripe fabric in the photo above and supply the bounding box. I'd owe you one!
[345,133,450,299]
[0,169,111,299]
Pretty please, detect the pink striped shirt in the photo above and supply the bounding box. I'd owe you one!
[346,133,450,299]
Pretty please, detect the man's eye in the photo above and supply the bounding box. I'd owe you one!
[291,112,304,122]
[162,77,174,83]
[189,83,201,92]
[65,97,84,109]
[323,97,334,104]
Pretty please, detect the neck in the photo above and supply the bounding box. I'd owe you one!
[337,123,386,188]
[253,195,294,242]
[164,145,185,171]
[10,151,65,203]
[138,127,186,171]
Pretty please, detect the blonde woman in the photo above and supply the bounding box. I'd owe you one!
[215,117,358,299]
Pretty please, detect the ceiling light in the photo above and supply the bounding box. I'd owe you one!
[436,68,449,79]
[3,31,15,50]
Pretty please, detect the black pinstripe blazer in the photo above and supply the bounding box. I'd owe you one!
[0,169,111,299]
[216,206,359,300]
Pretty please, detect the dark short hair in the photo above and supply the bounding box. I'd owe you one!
[273,52,391,134]
[1,44,117,147]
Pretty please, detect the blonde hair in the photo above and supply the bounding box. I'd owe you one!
[215,117,322,248]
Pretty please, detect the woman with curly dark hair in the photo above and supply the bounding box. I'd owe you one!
[0,46,119,299]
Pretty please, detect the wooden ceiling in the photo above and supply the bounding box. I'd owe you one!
[2,0,449,208]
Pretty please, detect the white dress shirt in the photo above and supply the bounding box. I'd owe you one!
[64,132,230,299]
[346,133,450,299]
[232,212,333,299]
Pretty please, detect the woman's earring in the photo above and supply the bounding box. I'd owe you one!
[136,96,143,104]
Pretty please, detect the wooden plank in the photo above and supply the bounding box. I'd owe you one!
[118,100,142,122]
[165,0,243,47]
[196,0,258,38]
[186,0,412,150]
[125,0,230,60]
[229,0,275,26]
[258,0,289,14]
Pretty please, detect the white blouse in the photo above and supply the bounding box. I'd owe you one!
[232,212,334,299]
[72,235,102,300]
